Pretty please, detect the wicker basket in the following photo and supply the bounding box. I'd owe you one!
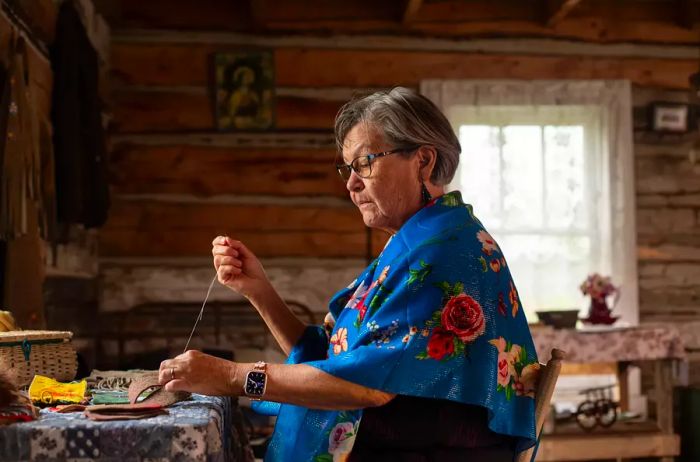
[0,330,77,387]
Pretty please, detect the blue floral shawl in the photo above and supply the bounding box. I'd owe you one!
[254,191,538,461]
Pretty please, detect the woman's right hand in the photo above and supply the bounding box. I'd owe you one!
[212,236,270,300]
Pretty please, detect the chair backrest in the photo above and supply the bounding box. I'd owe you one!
[515,348,566,462]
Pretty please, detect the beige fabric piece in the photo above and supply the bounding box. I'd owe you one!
[86,369,149,391]
[128,371,190,407]
[54,403,86,413]
[84,403,167,421]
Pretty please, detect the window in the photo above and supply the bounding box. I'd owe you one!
[421,80,637,326]
[423,80,640,413]
[451,106,606,321]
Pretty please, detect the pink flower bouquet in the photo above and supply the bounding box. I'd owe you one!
[579,274,617,302]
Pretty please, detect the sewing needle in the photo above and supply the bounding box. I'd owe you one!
[183,274,218,354]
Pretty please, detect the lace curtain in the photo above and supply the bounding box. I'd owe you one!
[421,80,638,325]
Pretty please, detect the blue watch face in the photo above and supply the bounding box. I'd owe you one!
[245,371,266,396]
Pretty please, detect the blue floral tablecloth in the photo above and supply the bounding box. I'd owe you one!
[0,395,254,462]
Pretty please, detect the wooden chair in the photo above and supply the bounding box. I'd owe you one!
[516,348,567,462]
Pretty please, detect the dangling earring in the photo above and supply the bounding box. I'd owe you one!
[421,182,432,205]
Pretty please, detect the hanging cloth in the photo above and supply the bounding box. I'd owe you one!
[50,1,109,230]
[0,36,46,329]
[0,37,39,241]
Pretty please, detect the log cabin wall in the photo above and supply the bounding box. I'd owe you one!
[0,1,55,329]
[0,0,108,334]
[99,0,700,365]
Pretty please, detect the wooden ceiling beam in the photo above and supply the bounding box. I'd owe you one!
[110,43,697,89]
[546,0,584,27]
[402,0,423,25]
[675,0,696,30]
[248,0,267,29]
[114,1,700,44]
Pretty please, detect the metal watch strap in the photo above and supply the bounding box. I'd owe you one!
[244,361,268,400]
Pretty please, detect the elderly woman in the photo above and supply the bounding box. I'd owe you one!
[159,87,538,461]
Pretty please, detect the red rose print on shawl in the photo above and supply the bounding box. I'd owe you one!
[427,328,455,360]
[441,294,485,343]
[415,281,486,361]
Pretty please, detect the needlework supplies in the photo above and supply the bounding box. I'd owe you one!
[28,375,87,405]
[0,330,77,386]
[182,273,218,353]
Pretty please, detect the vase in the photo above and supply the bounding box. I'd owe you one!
[583,297,618,325]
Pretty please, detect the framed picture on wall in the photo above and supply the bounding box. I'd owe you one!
[649,102,691,133]
[213,51,275,131]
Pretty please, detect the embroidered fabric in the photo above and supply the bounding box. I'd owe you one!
[85,369,150,391]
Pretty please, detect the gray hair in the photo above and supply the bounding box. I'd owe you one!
[334,87,461,185]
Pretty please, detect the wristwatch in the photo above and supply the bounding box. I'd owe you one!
[243,361,268,400]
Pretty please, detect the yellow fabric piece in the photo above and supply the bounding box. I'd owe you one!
[0,311,16,331]
[28,375,86,404]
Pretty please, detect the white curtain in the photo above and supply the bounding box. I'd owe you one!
[421,80,638,325]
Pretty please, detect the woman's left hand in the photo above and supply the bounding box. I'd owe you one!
[158,350,239,396]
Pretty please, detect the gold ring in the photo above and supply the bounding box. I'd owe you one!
[170,367,175,381]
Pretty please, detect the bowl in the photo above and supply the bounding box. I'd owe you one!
[536,310,580,329]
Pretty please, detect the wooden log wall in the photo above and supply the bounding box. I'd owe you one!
[103,0,700,342]
[0,0,109,179]
[0,1,56,328]
[0,1,55,144]
[0,0,109,352]
[0,0,110,283]
[634,88,700,324]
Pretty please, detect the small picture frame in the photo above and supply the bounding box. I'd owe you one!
[213,51,275,131]
[650,102,691,133]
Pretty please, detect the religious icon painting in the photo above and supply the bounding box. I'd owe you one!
[213,51,275,131]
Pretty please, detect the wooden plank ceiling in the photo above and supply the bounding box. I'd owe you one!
[109,0,700,43]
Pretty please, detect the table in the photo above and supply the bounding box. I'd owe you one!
[0,394,254,462]
[532,323,684,462]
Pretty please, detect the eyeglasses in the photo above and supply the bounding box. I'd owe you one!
[336,146,420,182]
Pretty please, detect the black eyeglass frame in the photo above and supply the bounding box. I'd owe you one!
[335,145,421,182]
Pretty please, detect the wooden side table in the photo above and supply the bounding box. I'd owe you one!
[532,324,683,461]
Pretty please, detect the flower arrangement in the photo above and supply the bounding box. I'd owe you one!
[579,274,617,301]
[580,274,620,325]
